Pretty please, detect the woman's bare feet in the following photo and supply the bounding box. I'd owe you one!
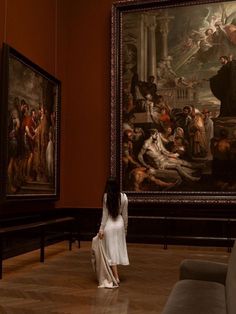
[111,265,119,284]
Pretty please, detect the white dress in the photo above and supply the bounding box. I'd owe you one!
[99,193,129,266]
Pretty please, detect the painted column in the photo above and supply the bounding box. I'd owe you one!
[147,15,157,78]
[157,11,174,60]
[138,14,148,81]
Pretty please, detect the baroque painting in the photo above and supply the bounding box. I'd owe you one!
[112,0,236,202]
[1,44,60,200]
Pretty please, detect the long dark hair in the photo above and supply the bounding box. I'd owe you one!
[105,177,121,219]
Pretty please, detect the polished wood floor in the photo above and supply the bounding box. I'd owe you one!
[0,241,229,313]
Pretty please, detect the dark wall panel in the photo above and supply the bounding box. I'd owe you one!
[72,207,236,247]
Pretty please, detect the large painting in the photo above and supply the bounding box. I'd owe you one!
[1,43,61,200]
[111,0,236,203]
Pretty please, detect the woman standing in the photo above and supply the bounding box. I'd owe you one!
[98,177,129,283]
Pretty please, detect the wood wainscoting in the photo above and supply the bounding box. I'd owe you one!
[0,204,235,264]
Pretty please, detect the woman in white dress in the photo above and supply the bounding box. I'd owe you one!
[98,178,129,283]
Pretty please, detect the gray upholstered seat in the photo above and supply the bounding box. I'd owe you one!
[162,280,226,314]
[161,241,236,314]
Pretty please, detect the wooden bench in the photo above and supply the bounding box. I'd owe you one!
[0,216,80,279]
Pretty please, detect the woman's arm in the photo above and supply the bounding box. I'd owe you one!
[121,194,128,235]
[98,194,108,238]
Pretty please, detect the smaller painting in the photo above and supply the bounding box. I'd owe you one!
[1,43,61,200]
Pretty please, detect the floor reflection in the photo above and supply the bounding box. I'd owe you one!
[91,288,129,314]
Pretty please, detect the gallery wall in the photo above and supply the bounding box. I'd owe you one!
[57,0,113,208]
[0,0,57,74]
[0,0,114,211]
[0,0,235,247]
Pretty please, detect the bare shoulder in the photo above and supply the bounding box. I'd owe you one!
[121,193,128,202]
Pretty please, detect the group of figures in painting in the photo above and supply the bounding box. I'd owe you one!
[8,96,56,194]
[123,84,213,192]
[121,4,236,192]
[123,59,236,192]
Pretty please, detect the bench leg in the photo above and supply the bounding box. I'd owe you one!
[69,231,73,250]
[40,226,45,262]
[69,219,81,250]
[69,232,80,249]
[0,237,2,279]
